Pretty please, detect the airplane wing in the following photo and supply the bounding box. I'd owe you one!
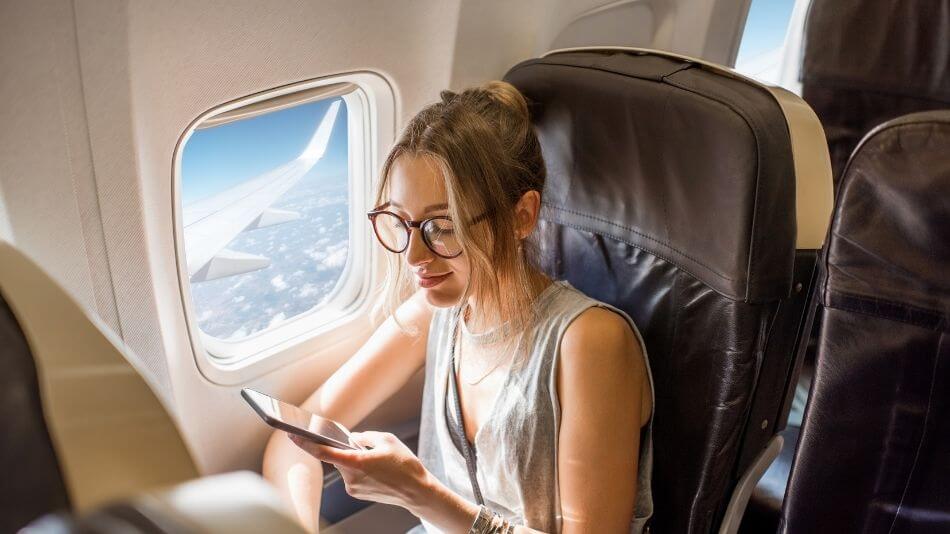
[183,100,341,283]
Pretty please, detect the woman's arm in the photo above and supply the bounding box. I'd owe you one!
[262,290,433,532]
[555,307,649,533]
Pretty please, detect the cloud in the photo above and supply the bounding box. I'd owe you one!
[271,274,288,291]
[268,312,287,328]
[298,283,320,298]
[317,241,348,271]
[227,327,248,340]
[305,248,327,262]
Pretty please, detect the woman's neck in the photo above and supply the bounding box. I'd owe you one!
[464,269,552,333]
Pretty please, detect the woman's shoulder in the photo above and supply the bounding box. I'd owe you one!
[540,279,592,309]
[545,280,630,321]
[561,306,638,354]
[545,280,644,354]
[554,281,653,420]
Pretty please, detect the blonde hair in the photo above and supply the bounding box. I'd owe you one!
[374,80,546,349]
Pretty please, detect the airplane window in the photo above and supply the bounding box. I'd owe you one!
[179,96,349,342]
[734,0,805,92]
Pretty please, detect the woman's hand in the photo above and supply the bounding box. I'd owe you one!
[287,431,433,512]
[291,431,552,533]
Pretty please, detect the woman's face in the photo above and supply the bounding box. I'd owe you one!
[385,155,470,308]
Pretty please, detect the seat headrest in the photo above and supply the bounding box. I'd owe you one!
[804,0,950,104]
[824,111,950,331]
[505,49,829,302]
[801,0,950,183]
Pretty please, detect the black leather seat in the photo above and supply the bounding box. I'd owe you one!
[504,49,830,533]
[780,111,950,533]
[0,292,70,532]
[746,5,950,528]
[801,0,950,184]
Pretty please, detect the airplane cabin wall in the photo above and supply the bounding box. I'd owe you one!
[0,186,12,244]
[0,0,748,473]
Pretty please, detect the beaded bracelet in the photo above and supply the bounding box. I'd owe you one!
[469,505,513,534]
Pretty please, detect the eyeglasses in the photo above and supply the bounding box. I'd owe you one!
[367,209,463,259]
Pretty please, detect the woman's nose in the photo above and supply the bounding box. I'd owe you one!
[405,228,433,267]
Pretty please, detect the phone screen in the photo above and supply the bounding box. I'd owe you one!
[241,388,362,450]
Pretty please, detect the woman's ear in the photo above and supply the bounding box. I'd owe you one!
[514,190,542,239]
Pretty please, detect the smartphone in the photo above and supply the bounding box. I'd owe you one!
[241,388,364,450]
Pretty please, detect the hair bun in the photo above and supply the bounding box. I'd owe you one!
[481,80,529,119]
[440,89,458,103]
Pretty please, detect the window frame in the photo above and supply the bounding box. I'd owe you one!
[732,0,812,94]
[172,72,395,385]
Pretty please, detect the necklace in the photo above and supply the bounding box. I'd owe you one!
[454,308,522,386]
[454,281,558,385]
[460,303,512,346]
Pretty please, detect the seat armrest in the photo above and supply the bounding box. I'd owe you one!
[131,471,307,533]
[24,471,308,533]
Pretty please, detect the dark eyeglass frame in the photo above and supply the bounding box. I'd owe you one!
[366,209,464,259]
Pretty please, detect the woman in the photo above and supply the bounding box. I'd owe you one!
[263,81,654,533]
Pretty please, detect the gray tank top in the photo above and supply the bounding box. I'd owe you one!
[406,280,655,533]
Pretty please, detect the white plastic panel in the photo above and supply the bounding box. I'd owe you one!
[0,186,12,244]
[551,1,655,50]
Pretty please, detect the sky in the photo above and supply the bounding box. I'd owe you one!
[734,0,796,66]
[181,97,349,205]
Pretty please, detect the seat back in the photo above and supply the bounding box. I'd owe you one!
[504,49,832,533]
[0,241,198,524]
[802,0,950,183]
[0,291,70,532]
[781,111,950,533]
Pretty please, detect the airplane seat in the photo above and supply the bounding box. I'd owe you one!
[0,288,70,531]
[746,3,950,528]
[0,241,199,530]
[503,48,832,533]
[801,0,950,185]
[780,111,950,533]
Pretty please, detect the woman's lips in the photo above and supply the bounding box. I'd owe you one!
[418,272,451,288]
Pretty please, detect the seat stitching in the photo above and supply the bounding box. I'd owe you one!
[541,204,738,282]
[825,290,948,332]
[543,218,749,306]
